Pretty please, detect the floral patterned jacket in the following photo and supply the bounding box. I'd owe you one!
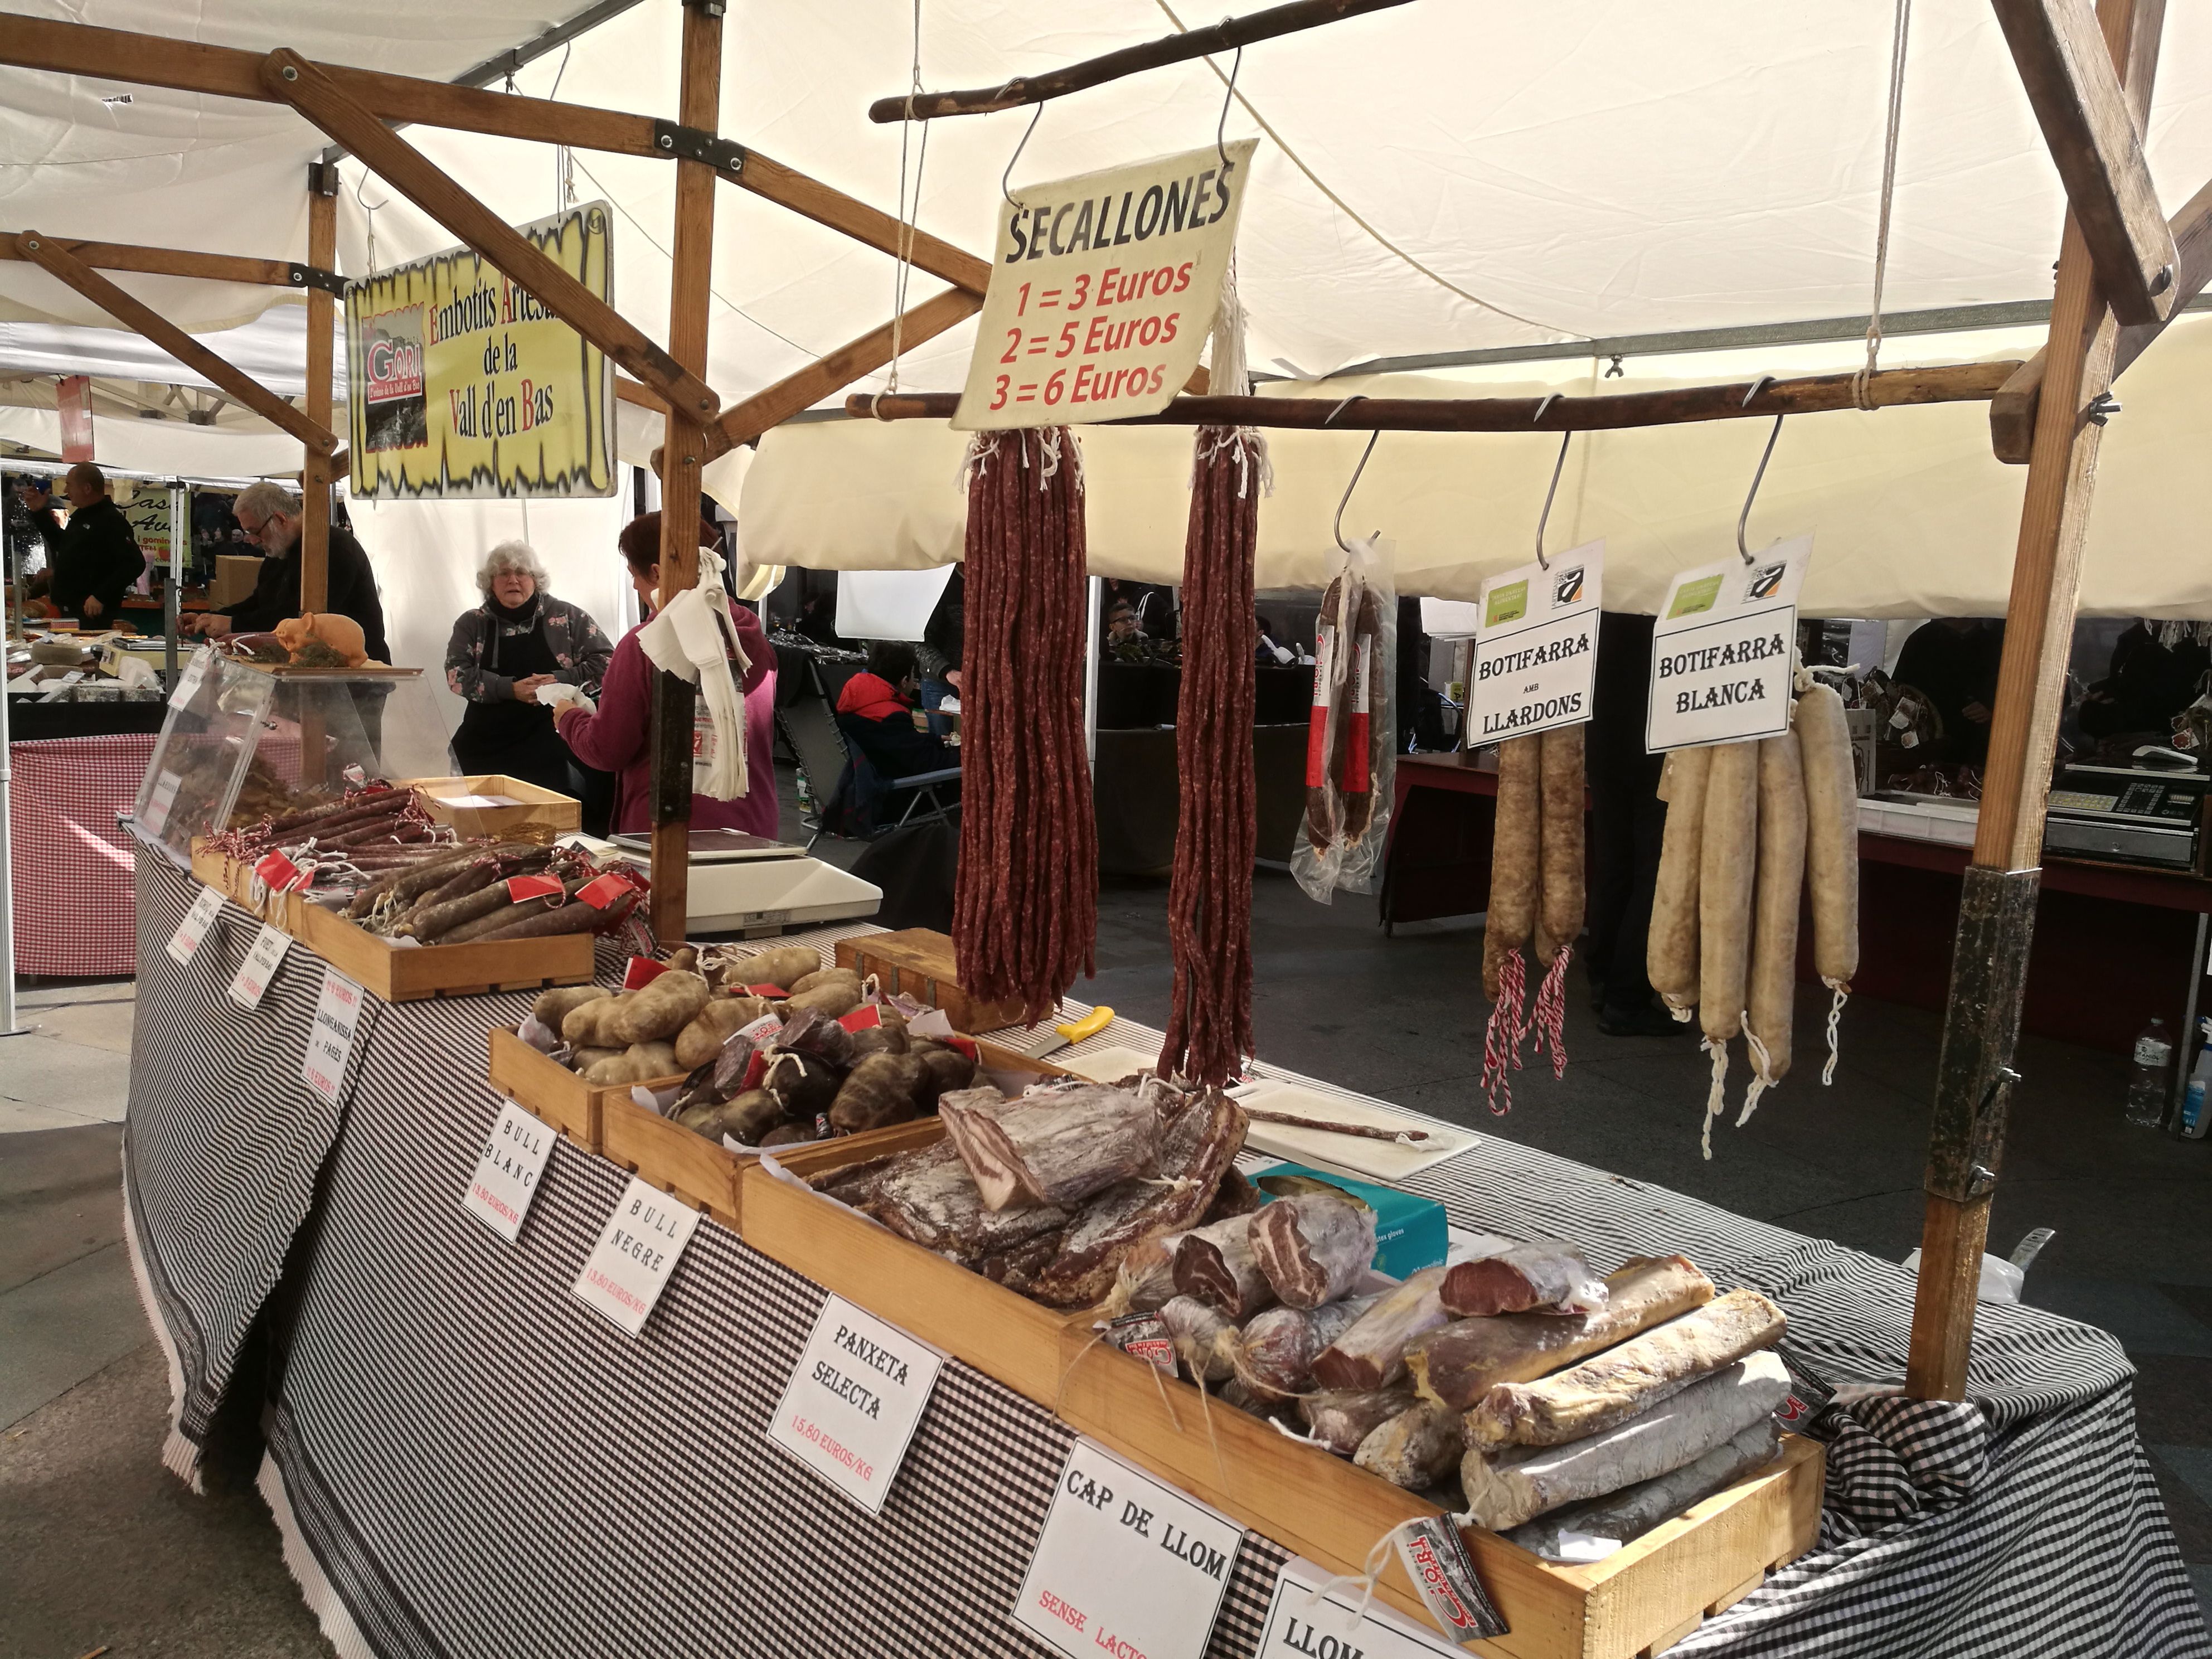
[444,595,616,706]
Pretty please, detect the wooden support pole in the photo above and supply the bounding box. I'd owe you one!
[1990,0,2176,324]
[0,235,307,288]
[13,232,338,454]
[1991,166,2212,462]
[869,0,1414,122]
[300,164,338,614]
[647,0,723,945]
[715,288,982,450]
[1905,0,2160,1403]
[844,360,2021,432]
[259,48,721,426]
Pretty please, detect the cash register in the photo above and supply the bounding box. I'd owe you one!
[2043,756,2208,871]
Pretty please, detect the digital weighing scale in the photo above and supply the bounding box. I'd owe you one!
[563,831,884,936]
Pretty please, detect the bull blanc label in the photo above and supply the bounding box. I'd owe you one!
[1013,1438,1243,1659]
[463,1100,557,1244]
[1646,533,1813,752]
[767,1293,944,1515]
[1469,540,1603,744]
[572,1175,699,1336]
[1259,1557,1465,1659]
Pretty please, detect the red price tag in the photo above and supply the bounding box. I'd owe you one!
[946,1036,979,1062]
[623,956,668,991]
[838,1004,884,1033]
[740,1050,769,1093]
[254,851,309,892]
[745,982,790,998]
[575,872,637,910]
[506,873,565,903]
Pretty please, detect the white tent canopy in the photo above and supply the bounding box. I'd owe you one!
[3,0,2209,612]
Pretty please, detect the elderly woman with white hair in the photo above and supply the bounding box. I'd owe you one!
[443,540,615,793]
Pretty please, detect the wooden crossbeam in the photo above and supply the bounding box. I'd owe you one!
[258,48,720,424]
[0,17,990,299]
[845,361,2020,431]
[1991,0,2177,326]
[1991,169,2212,460]
[13,231,337,454]
[870,0,1413,121]
[715,289,983,452]
[0,235,300,288]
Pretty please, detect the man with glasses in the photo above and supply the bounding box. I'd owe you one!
[181,480,389,663]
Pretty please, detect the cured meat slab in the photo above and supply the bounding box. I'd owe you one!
[1250,1191,1377,1309]
[1440,1239,1606,1316]
[1311,1266,1449,1391]
[938,1083,1161,1210]
[1173,1214,1277,1318]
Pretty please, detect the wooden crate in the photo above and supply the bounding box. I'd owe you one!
[601,1035,1070,1235]
[740,1122,1823,1658]
[401,774,581,840]
[191,844,594,1002]
[487,1025,617,1149]
[834,929,1029,1034]
[1056,1336,1822,1657]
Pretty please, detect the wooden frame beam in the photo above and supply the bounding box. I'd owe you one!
[259,47,719,425]
[843,360,2020,431]
[869,0,1413,122]
[301,164,338,613]
[13,231,337,454]
[1907,0,2163,1403]
[0,235,305,289]
[1990,166,2212,460]
[715,289,983,451]
[1991,0,2176,325]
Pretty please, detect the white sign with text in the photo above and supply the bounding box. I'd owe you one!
[1013,1438,1243,1659]
[167,645,214,710]
[766,1293,944,1515]
[227,923,292,1011]
[572,1175,700,1336]
[300,967,364,1105]
[166,884,227,966]
[956,139,1258,430]
[141,769,181,836]
[1469,540,1603,745]
[1258,1557,1466,1659]
[463,1100,557,1244]
[1646,533,1814,753]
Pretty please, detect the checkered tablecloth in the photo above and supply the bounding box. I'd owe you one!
[119,845,2209,1659]
[8,734,153,976]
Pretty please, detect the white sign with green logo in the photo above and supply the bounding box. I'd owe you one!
[1469,539,1604,745]
[1646,533,1814,752]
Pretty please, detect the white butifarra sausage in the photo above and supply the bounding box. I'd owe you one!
[1647,745,1711,1019]
[1794,683,1861,1083]
[1739,730,1807,1128]
[1695,740,1759,1157]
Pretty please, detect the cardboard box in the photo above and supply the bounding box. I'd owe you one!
[1250,1161,1449,1279]
[210,554,262,608]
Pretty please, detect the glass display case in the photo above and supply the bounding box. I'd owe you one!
[134,649,452,865]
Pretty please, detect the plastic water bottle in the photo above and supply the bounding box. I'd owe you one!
[2182,1017,2212,1140]
[2125,1017,2174,1128]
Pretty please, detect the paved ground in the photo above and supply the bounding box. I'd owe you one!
[3,770,2205,1650]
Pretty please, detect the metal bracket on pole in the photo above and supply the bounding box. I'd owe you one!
[651,120,745,176]
[285,263,347,297]
[1924,865,2043,1204]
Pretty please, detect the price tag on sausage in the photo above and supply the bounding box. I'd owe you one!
[1013,1438,1243,1659]
[1646,533,1813,753]
[766,1293,944,1514]
[167,644,214,710]
[255,850,312,894]
[954,139,1258,430]
[1258,1557,1467,1659]
[1469,539,1603,745]
[571,1175,699,1336]
[226,923,292,1010]
[166,883,227,964]
[505,872,565,903]
[575,871,636,909]
[141,769,181,836]
[463,1100,557,1243]
[622,955,668,990]
[300,966,364,1105]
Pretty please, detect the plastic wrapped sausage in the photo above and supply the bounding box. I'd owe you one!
[1354,1400,1464,1490]
[1301,1386,1419,1456]
[1230,1295,1376,1401]
[1440,1239,1607,1317]
[1312,1266,1449,1391]
[1173,1214,1277,1320]
[1158,1295,1236,1382]
[1739,731,1807,1128]
[1794,682,1861,1083]
[1250,1191,1377,1309]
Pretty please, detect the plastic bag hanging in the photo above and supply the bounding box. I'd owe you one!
[1292,529,1399,905]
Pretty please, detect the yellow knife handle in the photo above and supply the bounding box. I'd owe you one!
[1056,1006,1114,1045]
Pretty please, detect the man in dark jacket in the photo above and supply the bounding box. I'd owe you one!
[180,481,389,662]
[17,463,144,629]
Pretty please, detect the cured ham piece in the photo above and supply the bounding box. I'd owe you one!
[938,1083,1162,1211]
[1311,1267,1450,1391]
[1439,1239,1606,1317]
[1250,1191,1377,1309]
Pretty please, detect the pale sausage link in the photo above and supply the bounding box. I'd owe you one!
[1696,741,1759,1157]
[1647,746,1711,1017]
[1794,682,1861,1083]
[1739,730,1807,1127]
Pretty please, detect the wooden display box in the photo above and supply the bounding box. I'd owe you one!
[401,774,580,840]
[487,1026,623,1149]
[741,1127,1823,1658]
[192,845,594,1002]
[833,929,1029,1034]
[600,1035,1072,1235]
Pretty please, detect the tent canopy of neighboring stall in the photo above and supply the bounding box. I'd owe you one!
[3,0,2209,615]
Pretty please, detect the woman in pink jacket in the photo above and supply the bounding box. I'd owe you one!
[555,512,779,838]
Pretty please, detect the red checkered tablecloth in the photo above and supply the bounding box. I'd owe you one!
[9,734,154,977]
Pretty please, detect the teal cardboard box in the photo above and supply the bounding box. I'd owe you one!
[1250,1162,1447,1281]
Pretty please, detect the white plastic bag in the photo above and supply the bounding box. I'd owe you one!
[1291,535,1398,903]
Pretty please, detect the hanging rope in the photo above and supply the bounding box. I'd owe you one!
[886,0,930,397]
[1852,0,1913,412]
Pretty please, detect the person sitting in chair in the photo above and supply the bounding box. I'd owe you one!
[835,642,956,780]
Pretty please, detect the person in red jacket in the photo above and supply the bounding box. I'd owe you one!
[836,642,957,779]
[554,512,779,838]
